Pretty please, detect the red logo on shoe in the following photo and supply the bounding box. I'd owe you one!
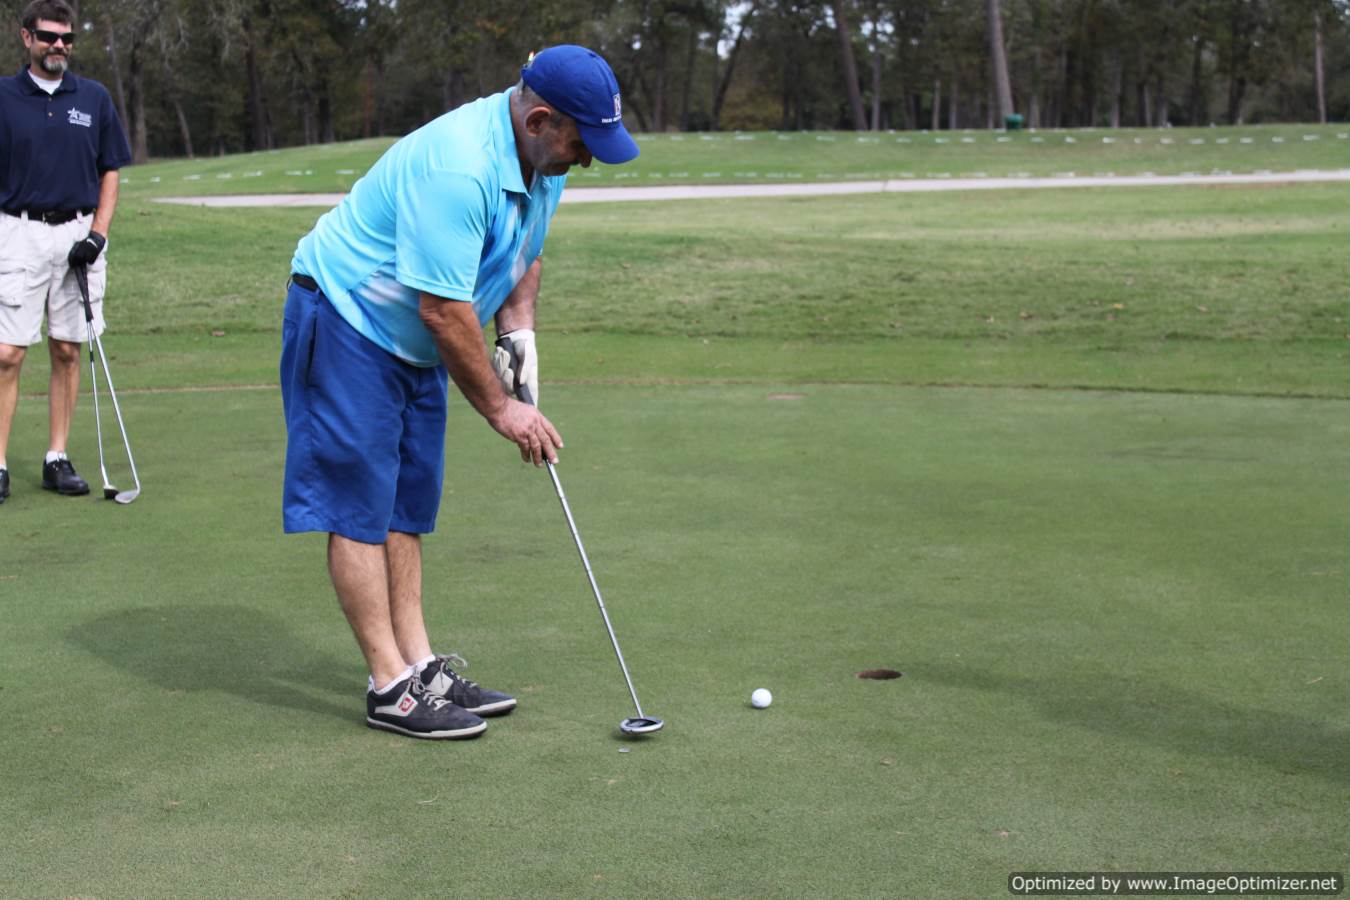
[398,694,416,714]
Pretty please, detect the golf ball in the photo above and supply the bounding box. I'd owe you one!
[751,688,772,709]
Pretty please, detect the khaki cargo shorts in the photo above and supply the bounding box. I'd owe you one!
[0,211,107,347]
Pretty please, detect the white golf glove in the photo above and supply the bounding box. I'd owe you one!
[491,328,539,405]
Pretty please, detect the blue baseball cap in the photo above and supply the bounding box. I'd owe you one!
[520,45,640,165]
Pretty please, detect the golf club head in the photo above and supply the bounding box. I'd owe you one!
[102,486,118,500]
[620,716,664,735]
[113,488,140,505]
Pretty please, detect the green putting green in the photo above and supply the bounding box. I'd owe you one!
[3,384,1346,896]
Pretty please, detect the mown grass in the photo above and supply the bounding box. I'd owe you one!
[3,383,1347,898]
[118,123,1350,198]
[2,140,1346,898]
[88,179,1350,399]
[544,184,1350,344]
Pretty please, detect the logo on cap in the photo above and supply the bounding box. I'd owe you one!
[602,92,622,125]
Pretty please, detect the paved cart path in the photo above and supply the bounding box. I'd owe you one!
[153,168,1350,208]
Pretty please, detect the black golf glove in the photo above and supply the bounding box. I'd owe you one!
[68,231,107,267]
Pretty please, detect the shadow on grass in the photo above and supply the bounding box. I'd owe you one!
[918,661,1349,784]
[67,604,360,724]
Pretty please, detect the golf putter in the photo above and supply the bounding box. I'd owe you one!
[78,269,115,499]
[74,264,141,504]
[507,359,662,736]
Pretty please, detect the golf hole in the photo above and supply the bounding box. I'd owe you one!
[857,669,902,680]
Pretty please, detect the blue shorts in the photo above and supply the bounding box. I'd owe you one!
[280,278,448,543]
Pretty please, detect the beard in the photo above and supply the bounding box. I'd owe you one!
[39,51,68,75]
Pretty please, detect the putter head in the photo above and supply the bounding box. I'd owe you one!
[113,488,140,505]
[620,716,664,735]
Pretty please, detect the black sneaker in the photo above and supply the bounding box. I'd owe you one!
[0,468,8,503]
[42,458,89,496]
[420,655,517,716]
[366,674,486,740]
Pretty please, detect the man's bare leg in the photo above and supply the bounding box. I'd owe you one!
[0,344,26,466]
[386,531,433,665]
[328,533,410,688]
[47,338,82,454]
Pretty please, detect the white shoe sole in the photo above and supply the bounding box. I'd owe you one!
[466,698,517,716]
[366,717,487,739]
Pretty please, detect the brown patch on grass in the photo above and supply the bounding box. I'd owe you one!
[857,668,902,680]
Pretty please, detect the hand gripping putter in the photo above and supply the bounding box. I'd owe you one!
[74,264,141,504]
[514,381,663,736]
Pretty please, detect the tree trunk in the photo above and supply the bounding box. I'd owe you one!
[713,2,755,130]
[1187,36,1207,125]
[1051,44,1068,127]
[319,78,335,143]
[1079,36,1098,125]
[948,75,959,130]
[300,97,315,145]
[242,16,270,151]
[444,67,463,114]
[1155,69,1169,127]
[127,37,148,163]
[1314,10,1326,124]
[986,0,1015,121]
[652,60,665,131]
[1227,74,1247,125]
[363,59,374,138]
[831,1,867,130]
[171,96,193,158]
[1224,3,1252,125]
[869,31,882,130]
[1109,55,1123,127]
[649,27,667,132]
[931,78,941,131]
[679,27,697,131]
[104,19,130,139]
[1028,92,1040,128]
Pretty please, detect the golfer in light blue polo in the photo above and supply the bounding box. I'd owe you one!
[280,45,639,740]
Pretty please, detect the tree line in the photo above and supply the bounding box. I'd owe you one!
[10,0,1347,162]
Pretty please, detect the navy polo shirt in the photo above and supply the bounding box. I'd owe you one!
[0,68,131,213]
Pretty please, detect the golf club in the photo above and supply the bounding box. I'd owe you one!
[515,380,663,736]
[74,264,141,504]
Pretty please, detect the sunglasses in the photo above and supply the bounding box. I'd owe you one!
[29,28,76,45]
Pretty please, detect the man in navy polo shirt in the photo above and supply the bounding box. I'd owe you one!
[0,0,131,505]
[283,45,640,739]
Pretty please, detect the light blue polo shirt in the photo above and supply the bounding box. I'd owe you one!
[292,88,566,367]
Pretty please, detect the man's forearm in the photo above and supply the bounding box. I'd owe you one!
[91,170,119,236]
[420,289,564,466]
[420,292,511,420]
[494,258,541,335]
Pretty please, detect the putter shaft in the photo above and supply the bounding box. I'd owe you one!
[544,459,648,719]
[74,265,141,501]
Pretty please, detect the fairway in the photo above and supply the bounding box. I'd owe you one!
[2,133,1348,897]
[116,124,1350,197]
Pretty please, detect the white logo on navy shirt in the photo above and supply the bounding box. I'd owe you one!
[67,107,92,128]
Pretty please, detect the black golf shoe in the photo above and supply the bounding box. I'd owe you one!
[0,468,9,503]
[420,655,517,716]
[42,458,89,496]
[366,674,486,740]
